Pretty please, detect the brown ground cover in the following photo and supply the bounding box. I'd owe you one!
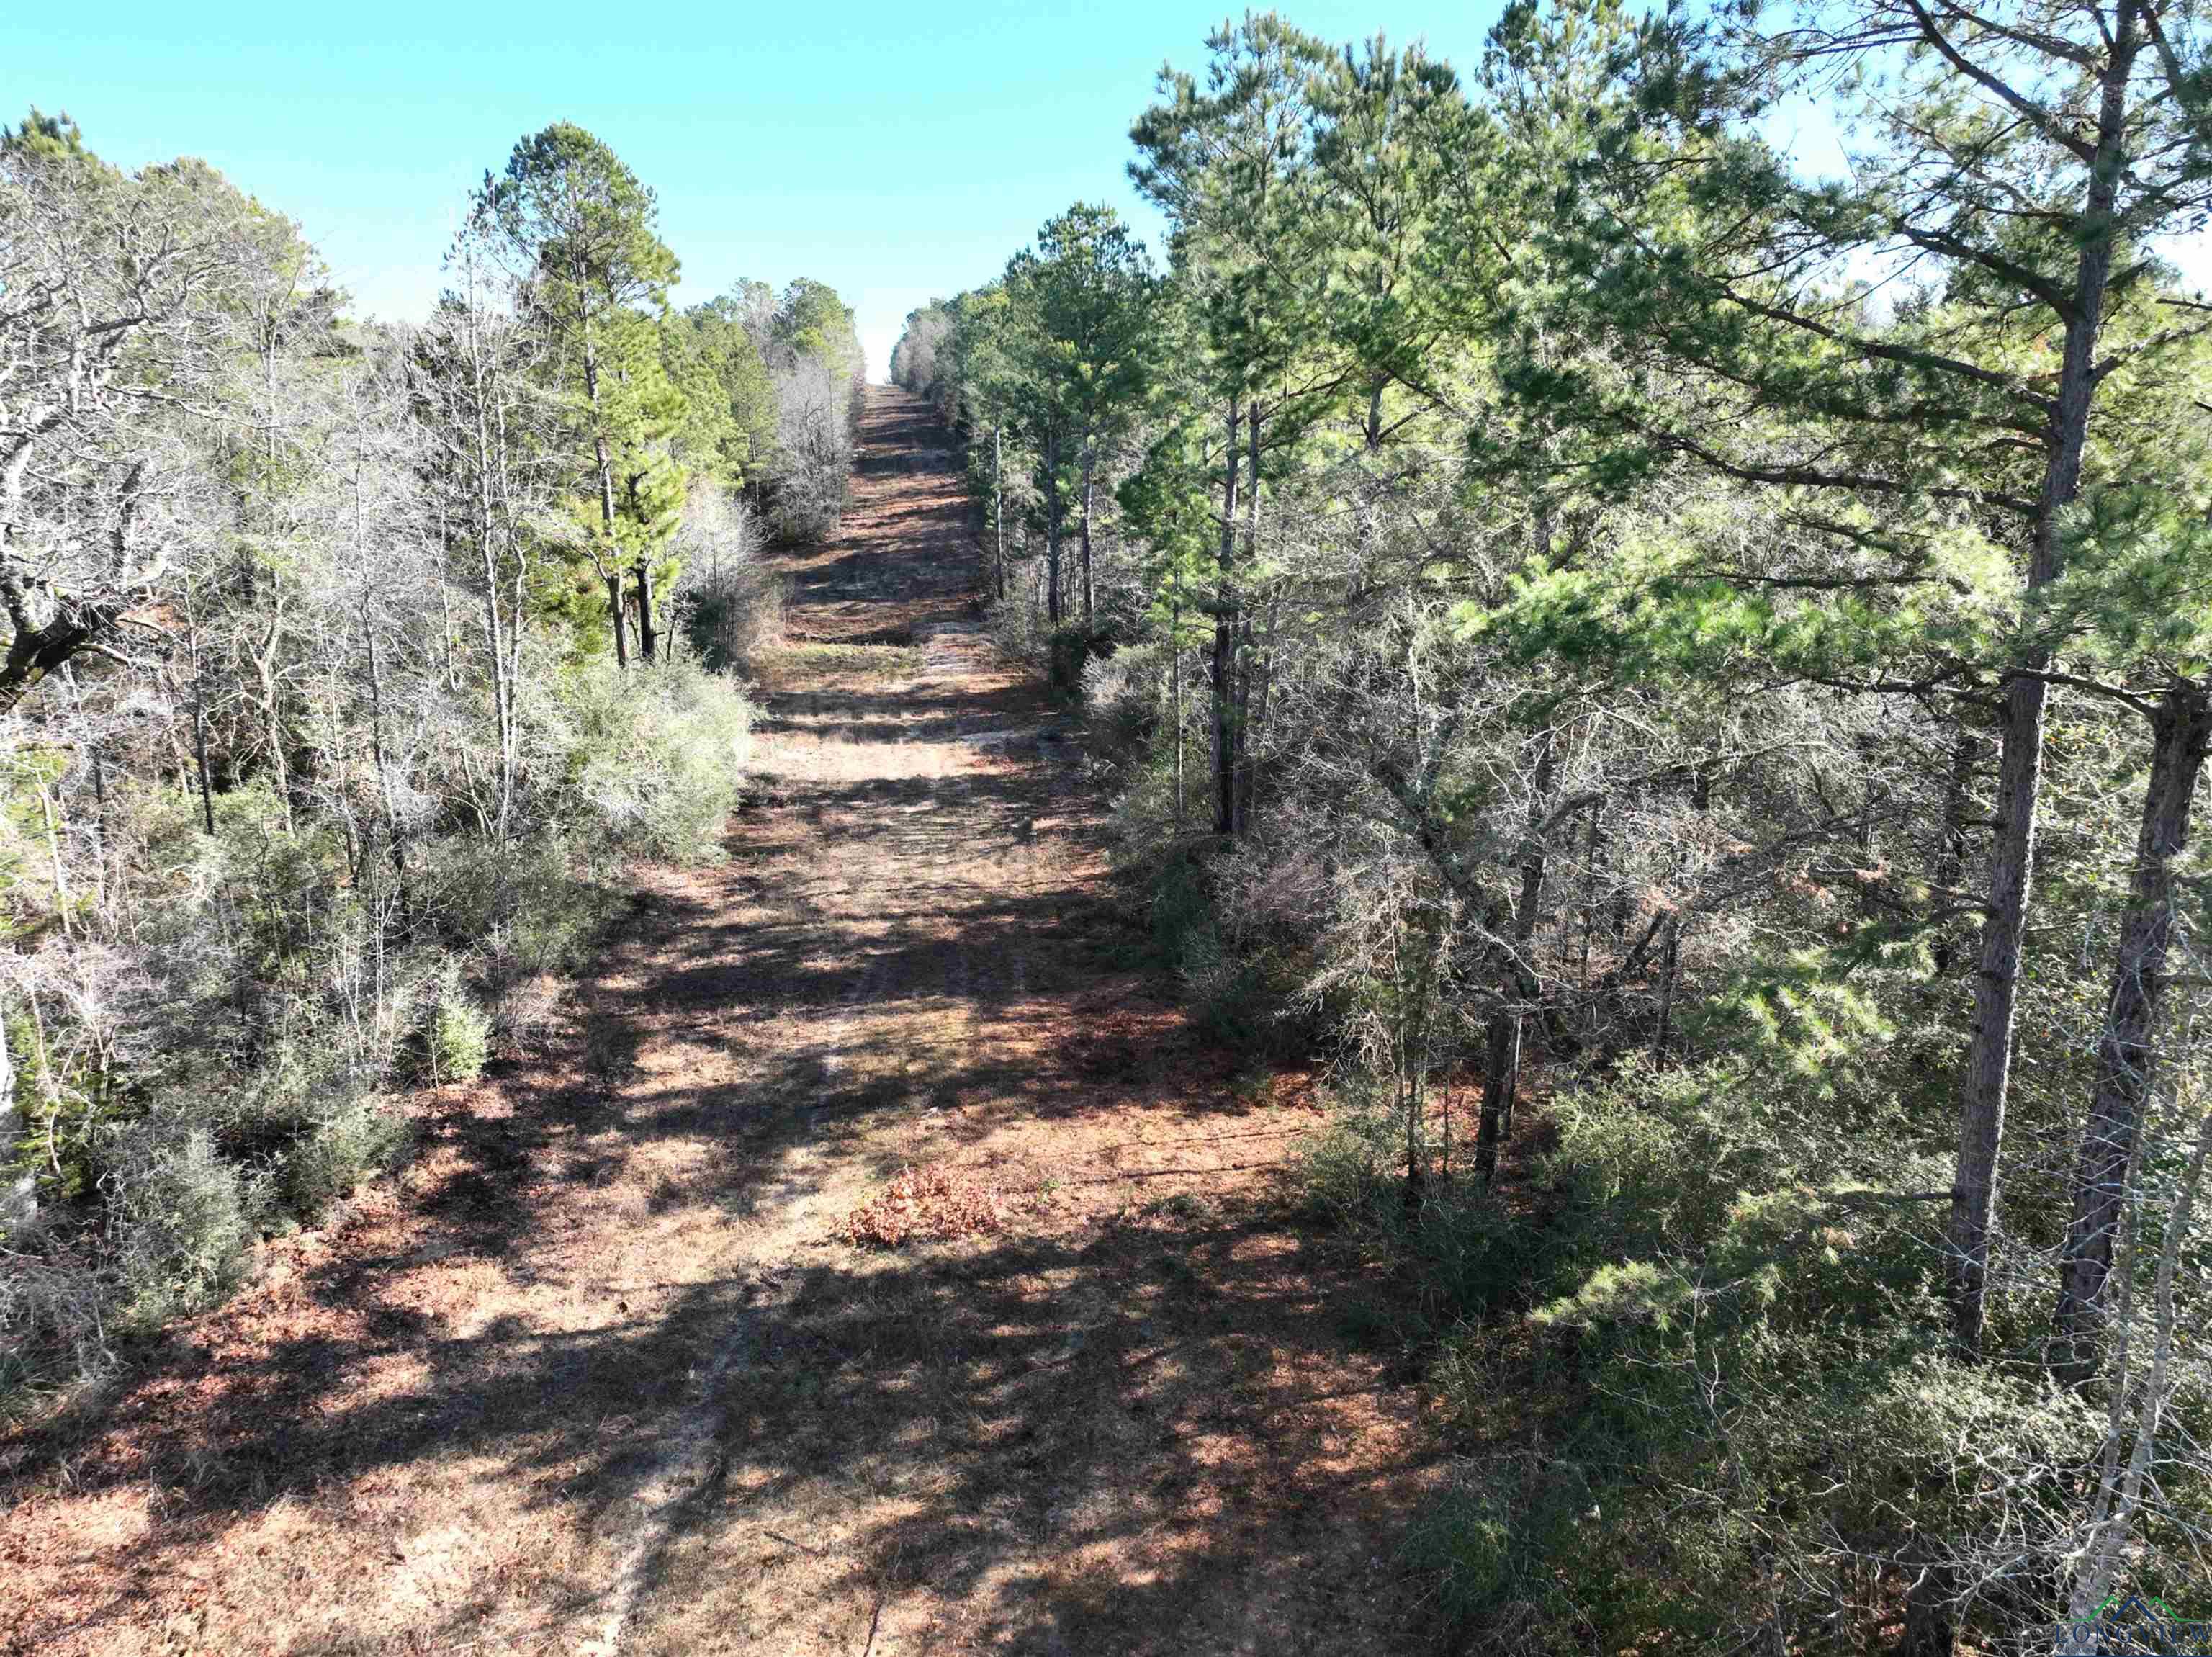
[1,387,1446,1656]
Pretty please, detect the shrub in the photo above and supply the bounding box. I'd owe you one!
[1377,1054,2121,1651]
[1295,1097,1539,1333]
[0,1246,113,1404]
[279,1092,407,1221]
[765,357,856,540]
[1121,838,1313,1060]
[1177,922,1274,1051]
[1079,638,1164,765]
[109,1118,265,1328]
[1046,624,1114,700]
[417,837,612,992]
[1294,1102,1398,1230]
[1403,1453,1596,1633]
[538,656,752,863]
[680,550,783,672]
[1534,1057,1950,1284]
[199,1035,403,1219]
[428,984,492,1085]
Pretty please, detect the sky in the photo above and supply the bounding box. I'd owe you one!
[6,1,1546,381]
[23,2,2189,383]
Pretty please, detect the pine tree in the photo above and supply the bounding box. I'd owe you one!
[1493,0,2212,1360]
[999,204,1158,630]
[469,122,680,668]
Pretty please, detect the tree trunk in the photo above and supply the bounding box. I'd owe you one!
[634,563,657,663]
[1171,599,1184,832]
[82,726,108,923]
[1580,796,1601,989]
[253,616,294,836]
[186,593,217,836]
[436,569,461,691]
[992,427,1006,601]
[2059,1097,2212,1633]
[574,258,625,670]
[1931,722,1981,977]
[1241,589,1280,835]
[1650,765,1707,1071]
[1947,10,2139,1357]
[469,368,517,839]
[0,1015,30,1231]
[363,605,408,902]
[1079,441,1096,629]
[487,323,529,831]
[38,780,72,937]
[604,571,629,670]
[1476,1012,1523,1181]
[2053,678,2211,1378]
[1478,726,1560,1182]
[1894,1552,1956,1657]
[1212,398,1241,839]
[1043,426,1064,627]
[1234,405,1264,838]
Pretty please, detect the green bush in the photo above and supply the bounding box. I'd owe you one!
[682,549,783,671]
[279,1092,407,1221]
[416,837,613,991]
[1375,1054,2126,1651]
[1534,1058,1949,1283]
[428,987,492,1084]
[7,1003,107,1209]
[420,956,495,1084]
[1177,923,1271,1048]
[1078,639,1165,765]
[1295,1097,1540,1334]
[1294,1103,1399,1230]
[1047,624,1114,699]
[110,1118,265,1329]
[539,656,753,863]
[1403,1455,1598,1633]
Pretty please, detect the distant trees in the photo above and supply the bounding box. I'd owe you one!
[470,123,683,667]
[1000,205,1157,628]
[1131,16,1344,839]
[899,3,2212,1647]
[889,303,949,405]
[763,279,865,540]
[894,214,1156,642]
[662,297,775,487]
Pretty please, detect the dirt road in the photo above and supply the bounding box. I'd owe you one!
[3,387,1440,1656]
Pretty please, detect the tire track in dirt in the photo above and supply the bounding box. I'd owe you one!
[584,1302,754,1656]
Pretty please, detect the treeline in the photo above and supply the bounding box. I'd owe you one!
[0,112,860,1380]
[898,4,2211,1649]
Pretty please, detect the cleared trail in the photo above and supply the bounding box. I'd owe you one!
[2,387,1441,1657]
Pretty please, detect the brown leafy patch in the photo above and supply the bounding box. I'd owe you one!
[844,1162,1004,1248]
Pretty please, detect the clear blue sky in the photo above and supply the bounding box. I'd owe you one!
[7,2,1544,379]
[31,2,2181,381]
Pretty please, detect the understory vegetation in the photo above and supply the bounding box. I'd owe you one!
[0,112,863,1395]
[898,3,2212,1649]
